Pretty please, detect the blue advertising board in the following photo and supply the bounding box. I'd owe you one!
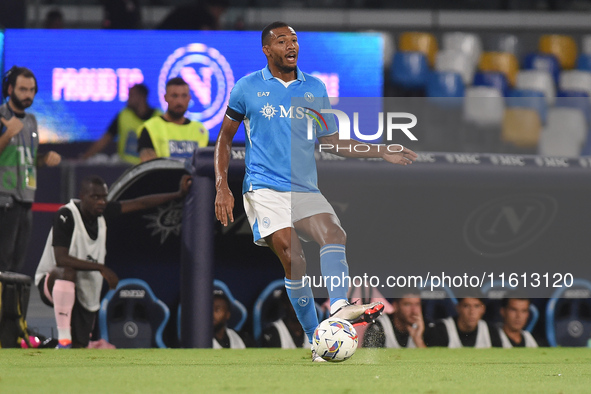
[3,30,382,144]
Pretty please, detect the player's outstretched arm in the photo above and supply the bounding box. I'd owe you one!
[119,174,192,214]
[317,133,417,165]
[54,246,119,289]
[214,116,240,226]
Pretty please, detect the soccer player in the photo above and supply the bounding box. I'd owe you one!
[499,297,538,348]
[212,289,252,349]
[364,291,426,348]
[35,174,191,348]
[424,297,503,348]
[214,21,418,361]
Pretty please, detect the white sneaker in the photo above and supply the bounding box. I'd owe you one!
[331,301,384,325]
[311,346,327,363]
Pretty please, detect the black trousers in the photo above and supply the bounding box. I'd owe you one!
[0,200,32,272]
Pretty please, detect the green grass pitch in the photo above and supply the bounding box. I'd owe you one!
[1,348,589,393]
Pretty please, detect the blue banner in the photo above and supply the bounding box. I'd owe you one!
[3,29,382,144]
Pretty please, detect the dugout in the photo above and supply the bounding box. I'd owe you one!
[184,147,591,347]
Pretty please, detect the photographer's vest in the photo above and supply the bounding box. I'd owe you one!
[141,116,208,160]
[117,108,161,165]
[0,104,38,202]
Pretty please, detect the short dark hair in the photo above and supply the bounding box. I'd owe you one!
[261,21,290,46]
[166,77,188,89]
[213,289,231,310]
[130,83,149,98]
[80,176,107,195]
[501,297,530,308]
[2,66,38,99]
[457,297,485,306]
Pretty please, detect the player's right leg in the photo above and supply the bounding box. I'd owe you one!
[44,267,77,348]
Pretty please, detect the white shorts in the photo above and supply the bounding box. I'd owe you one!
[243,189,338,246]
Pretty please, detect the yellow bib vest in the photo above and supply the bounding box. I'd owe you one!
[141,116,209,159]
[117,108,161,165]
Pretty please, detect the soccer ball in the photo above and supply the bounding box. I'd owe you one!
[312,317,358,362]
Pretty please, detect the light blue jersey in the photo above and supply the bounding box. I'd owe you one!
[227,66,337,194]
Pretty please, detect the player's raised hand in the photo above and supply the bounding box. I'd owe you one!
[178,174,192,198]
[0,116,24,138]
[382,145,418,166]
[100,266,119,289]
[215,186,234,226]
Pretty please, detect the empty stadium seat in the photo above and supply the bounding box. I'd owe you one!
[501,108,542,148]
[479,52,519,86]
[419,282,458,323]
[435,49,475,86]
[556,90,591,123]
[442,31,483,66]
[539,107,587,157]
[515,70,556,106]
[486,33,521,58]
[99,278,169,348]
[576,54,591,72]
[559,70,591,101]
[523,52,561,85]
[506,89,547,124]
[473,71,509,96]
[399,31,438,67]
[390,51,429,89]
[463,86,505,126]
[546,279,591,347]
[426,71,464,98]
[539,34,578,70]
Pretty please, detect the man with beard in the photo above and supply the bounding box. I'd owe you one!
[363,290,426,348]
[0,66,61,272]
[212,289,252,349]
[137,77,208,162]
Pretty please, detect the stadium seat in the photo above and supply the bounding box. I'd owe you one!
[419,282,458,323]
[486,33,521,58]
[583,35,591,55]
[390,51,429,89]
[435,49,475,86]
[576,54,591,72]
[177,279,248,341]
[539,107,587,157]
[539,34,578,70]
[506,89,547,124]
[501,108,542,148]
[463,86,505,126]
[556,91,591,154]
[99,278,169,348]
[478,52,519,86]
[398,31,438,67]
[252,279,325,344]
[559,70,591,101]
[473,71,509,96]
[515,70,556,106]
[546,279,591,347]
[426,71,465,99]
[442,31,483,67]
[523,52,561,85]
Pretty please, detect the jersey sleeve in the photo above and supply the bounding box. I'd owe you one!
[316,81,338,138]
[52,207,75,248]
[226,80,246,121]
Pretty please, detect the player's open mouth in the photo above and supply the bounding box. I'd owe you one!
[286,53,297,62]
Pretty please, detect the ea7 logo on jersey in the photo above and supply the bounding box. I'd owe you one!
[257,92,270,97]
